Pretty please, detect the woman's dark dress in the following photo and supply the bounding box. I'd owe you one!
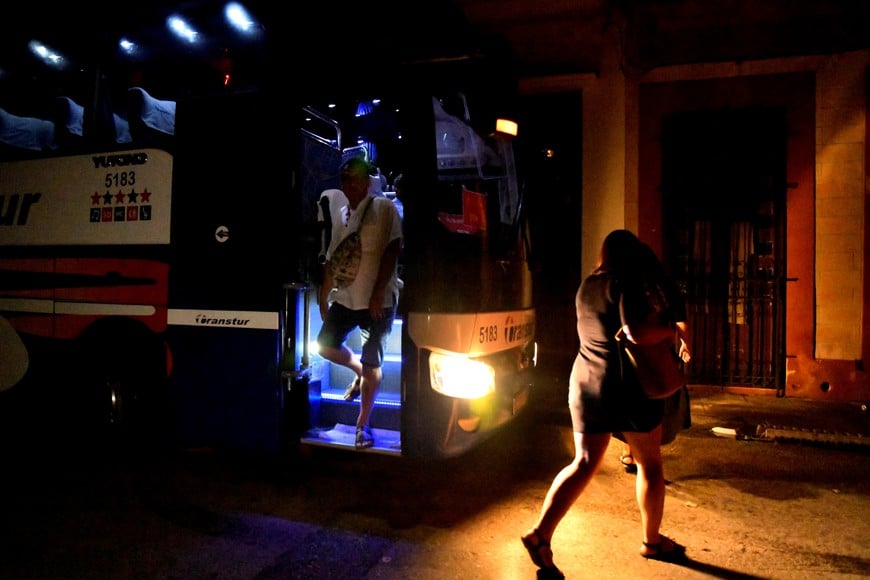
[568,271,665,434]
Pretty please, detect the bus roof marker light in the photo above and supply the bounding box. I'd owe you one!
[496,118,518,137]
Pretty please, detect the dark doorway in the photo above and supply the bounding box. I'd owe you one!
[517,91,583,373]
[662,106,788,390]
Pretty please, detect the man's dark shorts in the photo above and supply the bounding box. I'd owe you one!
[317,302,395,367]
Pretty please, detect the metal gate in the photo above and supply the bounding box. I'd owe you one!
[662,107,787,390]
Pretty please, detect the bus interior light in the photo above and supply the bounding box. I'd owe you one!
[167,15,199,44]
[429,352,495,399]
[28,40,66,69]
[224,2,259,36]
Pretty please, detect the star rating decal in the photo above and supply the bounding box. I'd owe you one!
[89,188,154,223]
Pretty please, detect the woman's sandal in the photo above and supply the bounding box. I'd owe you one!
[521,529,563,577]
[640,535,687,562]
[620,454,638,474]
[537,567,565,580]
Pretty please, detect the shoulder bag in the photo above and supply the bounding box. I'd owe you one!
[616,280,687,400]
[328,198,372,289]
[616,326,685,399]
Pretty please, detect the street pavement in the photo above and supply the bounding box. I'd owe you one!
[1,371,869,580]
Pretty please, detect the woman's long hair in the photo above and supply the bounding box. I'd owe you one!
[597,229,677,322]
[595,229,648,280]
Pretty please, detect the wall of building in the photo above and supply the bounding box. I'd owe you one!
[814,52,867,361]
[636,51,869,401]
[520,48,870,401]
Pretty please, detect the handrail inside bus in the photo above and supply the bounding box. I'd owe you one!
[301,106,341,151]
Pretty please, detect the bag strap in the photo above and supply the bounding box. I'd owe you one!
[318,196,332,264]
[353,196,373,232]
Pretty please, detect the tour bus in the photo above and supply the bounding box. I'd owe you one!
[0,2,536,459]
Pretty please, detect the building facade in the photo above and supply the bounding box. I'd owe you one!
[521,46,870,402]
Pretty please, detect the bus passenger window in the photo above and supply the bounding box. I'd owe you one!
[0,107,56,153]
[127,87,176,149]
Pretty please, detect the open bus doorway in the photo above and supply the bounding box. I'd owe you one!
[290,89,535,458]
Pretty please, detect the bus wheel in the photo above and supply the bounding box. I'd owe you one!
[72,319,167,453]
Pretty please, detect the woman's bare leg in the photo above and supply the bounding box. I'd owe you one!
[522,431,610,566]
[623,426,666,547]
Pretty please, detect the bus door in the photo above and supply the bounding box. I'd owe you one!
[289,96,405,456]
[164,92,295,454]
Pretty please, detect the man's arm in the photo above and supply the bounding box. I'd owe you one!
[368,237,401,318]
[319,265,334,321]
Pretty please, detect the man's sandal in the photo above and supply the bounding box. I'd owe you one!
[343,376,361,401]
[355,425,374,449]
[641,535,687,562]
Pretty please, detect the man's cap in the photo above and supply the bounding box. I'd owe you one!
[340,156,371,176]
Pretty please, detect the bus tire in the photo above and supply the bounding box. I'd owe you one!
[71,317,168,453]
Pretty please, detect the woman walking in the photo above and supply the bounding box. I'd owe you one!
[521,230,687,577]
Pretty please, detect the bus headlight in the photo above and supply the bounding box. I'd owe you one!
[429,352,495,399]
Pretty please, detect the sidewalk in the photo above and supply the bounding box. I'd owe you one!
[685,386,870,449]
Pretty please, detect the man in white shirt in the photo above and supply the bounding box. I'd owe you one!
[316,157,403,448]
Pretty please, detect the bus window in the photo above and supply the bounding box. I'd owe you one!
[0,107,56,154]
[432,92,522,250]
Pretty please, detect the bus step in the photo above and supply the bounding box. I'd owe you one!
[301,423,401,455]
[312,395,400,431]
